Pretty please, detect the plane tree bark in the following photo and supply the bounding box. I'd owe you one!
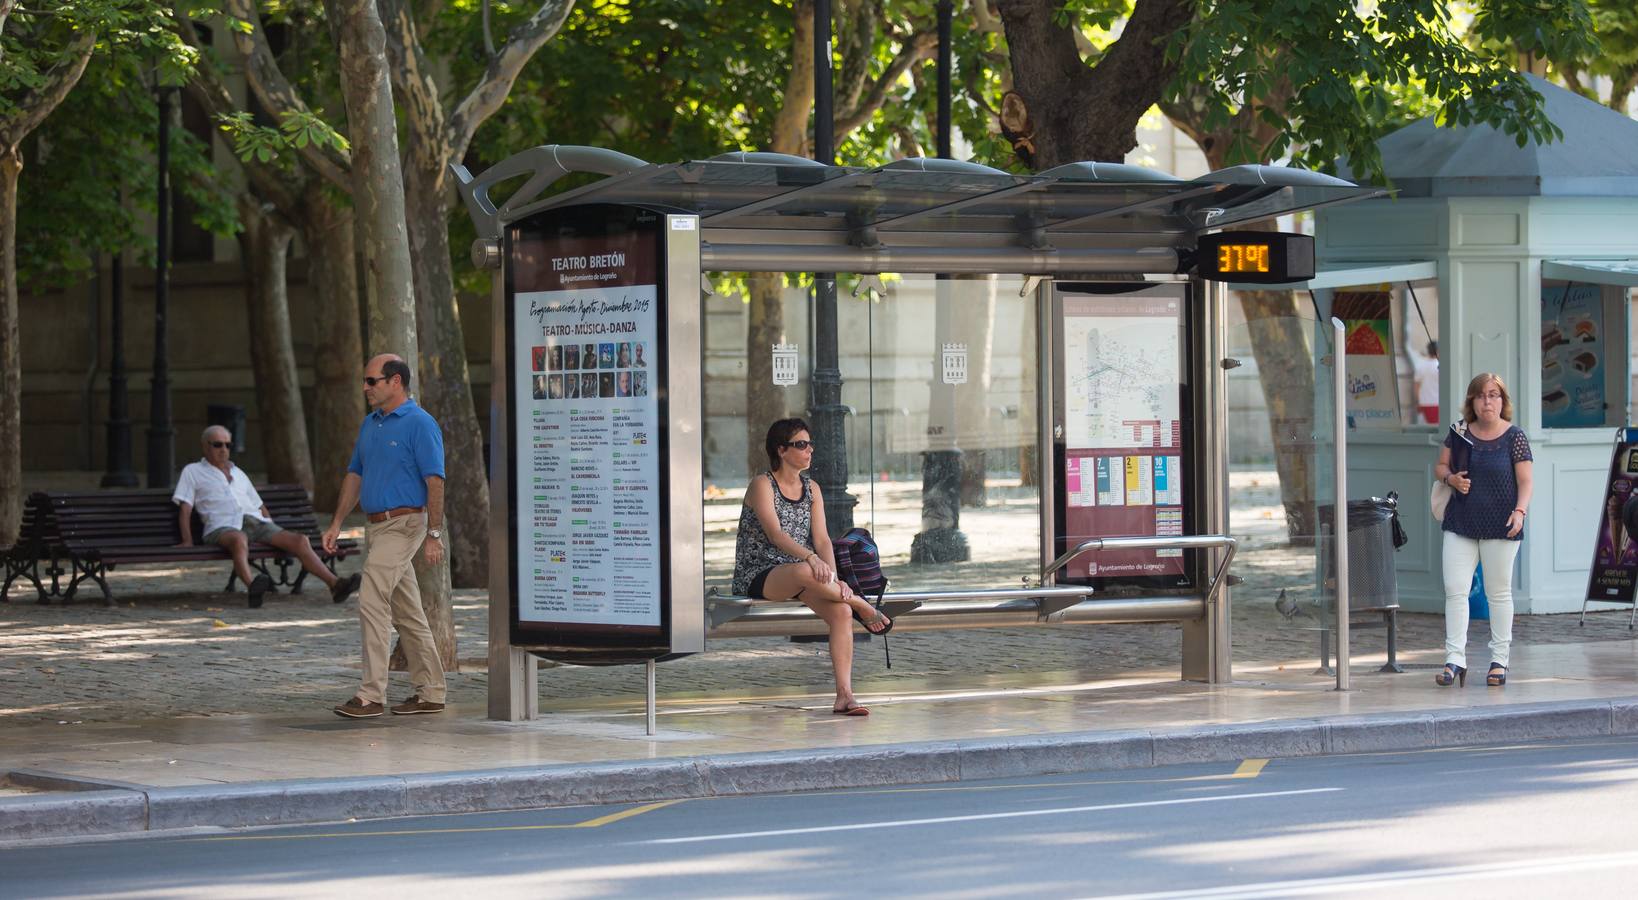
[0,25,94,547]
[378,0,575,589]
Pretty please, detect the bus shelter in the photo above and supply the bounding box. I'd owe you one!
[454,147,1377,722]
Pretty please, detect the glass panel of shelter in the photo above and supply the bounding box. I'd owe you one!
[858,275,1039,592]
[1224,310,1340,659]
[699,272,1040,596]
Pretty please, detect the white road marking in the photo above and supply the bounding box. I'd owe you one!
[1084,849,1638,899]
[642,787,1342,844]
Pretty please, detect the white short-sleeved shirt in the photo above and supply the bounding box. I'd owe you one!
[1412,354,1439,406]
[172,460,270,535]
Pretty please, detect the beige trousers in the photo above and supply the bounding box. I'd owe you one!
[356,513,446,704]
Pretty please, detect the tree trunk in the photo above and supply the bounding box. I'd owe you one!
[0,32,93,547]
[1240,290,1319,545]
[237,196,313,491]
[328,0,452,670]
[745,272,790,475]
[401,156,490,592]
[328,0,417,363]
[739,2,814,475]
[0,147,21,548]
[995,0,1192,167]
[301,186,364,512]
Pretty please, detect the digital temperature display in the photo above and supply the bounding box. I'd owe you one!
[1194,231,1315,284]
[1216,243,1270,273]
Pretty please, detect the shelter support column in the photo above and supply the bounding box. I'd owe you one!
[1183,278,1232,683]
[485,243,537,721]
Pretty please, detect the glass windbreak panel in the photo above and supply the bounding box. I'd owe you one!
[700,273,813,589]
[1225,310,1339,668]
[860,274,1040,591]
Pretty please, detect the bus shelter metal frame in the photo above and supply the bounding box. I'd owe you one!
[456,147,1379,722]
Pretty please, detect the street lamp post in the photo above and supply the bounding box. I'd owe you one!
[145,86,175,489]
[101,245,137,488]
[808,0,856,537]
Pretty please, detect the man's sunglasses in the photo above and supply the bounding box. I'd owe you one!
[781,440,813,451]
[362,375,394,386]
[207,441,231,449]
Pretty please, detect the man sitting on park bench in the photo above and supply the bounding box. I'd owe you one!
[173,426,362,608]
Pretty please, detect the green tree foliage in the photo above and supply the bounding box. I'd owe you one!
[1160,0,1591,179]
[1483,0,1638,108]
[18,55,235,290]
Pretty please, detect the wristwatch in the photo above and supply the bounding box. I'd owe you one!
[428,528,443,540]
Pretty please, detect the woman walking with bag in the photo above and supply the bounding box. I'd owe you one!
[1433,373,1533,687]
[732,418,892,716]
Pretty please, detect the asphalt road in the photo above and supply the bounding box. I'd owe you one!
[7,735,1638,899]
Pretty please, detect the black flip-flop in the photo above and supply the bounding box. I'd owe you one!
[851,606,893,635]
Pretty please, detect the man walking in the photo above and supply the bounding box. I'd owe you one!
[322,354,449,718]
[174,426,362,608]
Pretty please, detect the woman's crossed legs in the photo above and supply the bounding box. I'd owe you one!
[760,562,892,714]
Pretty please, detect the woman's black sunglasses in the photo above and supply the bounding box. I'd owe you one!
[781,440,813,451]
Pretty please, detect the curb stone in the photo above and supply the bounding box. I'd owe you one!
[7,696,1638,843]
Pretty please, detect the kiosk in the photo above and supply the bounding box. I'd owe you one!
[456,148,1376,722]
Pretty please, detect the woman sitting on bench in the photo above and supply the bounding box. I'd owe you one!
[732,417,892,717]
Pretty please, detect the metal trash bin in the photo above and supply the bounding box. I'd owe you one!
[1317,494,1401,609]
[206,403,247,453]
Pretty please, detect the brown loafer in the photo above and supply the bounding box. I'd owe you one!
[390,695,446,715]
[334,696,383,718]
[330,573,362,604]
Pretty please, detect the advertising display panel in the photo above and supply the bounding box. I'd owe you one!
[1053,283,1193,586]
[1333,287,1400,430]
[504,203,700,659]
[1586,430,1638,606]
[1541,282,1606,428]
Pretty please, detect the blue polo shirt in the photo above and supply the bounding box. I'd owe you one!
[347,398,446,514]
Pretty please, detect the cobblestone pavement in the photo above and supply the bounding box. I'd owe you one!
[4,471,1635,723]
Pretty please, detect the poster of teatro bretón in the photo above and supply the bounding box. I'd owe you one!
[1054,282,1191,587]
[504,203,701,660]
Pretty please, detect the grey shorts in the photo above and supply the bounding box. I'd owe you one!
[204,515,284,546]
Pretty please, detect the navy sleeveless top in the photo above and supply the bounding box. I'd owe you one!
[1442,424,1532,541]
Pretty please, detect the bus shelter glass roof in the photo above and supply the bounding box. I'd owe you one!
[509,155,1378,245]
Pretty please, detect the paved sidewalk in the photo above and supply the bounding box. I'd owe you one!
[5,638,1638,841]
[7,468,1638,840]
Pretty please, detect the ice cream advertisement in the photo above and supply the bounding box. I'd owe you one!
[1333,288,1400,430]
[1541,283,1604,429]
[1586,434,1638,606]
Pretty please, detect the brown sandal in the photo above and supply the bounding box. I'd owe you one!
[832,702,870,716]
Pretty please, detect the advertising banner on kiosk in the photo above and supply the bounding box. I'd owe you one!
[1586,429,1638,606]
[1333,287,1400,430]
[1053,282,1192,586]
[504,203,702,661]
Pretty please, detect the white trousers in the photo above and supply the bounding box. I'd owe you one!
[1441,533,1521,669]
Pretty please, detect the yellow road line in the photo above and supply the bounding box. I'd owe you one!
[189,756,1290,844]
[570,799,684,828]
[1232,758,1269,778]
[193,799,686,842]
